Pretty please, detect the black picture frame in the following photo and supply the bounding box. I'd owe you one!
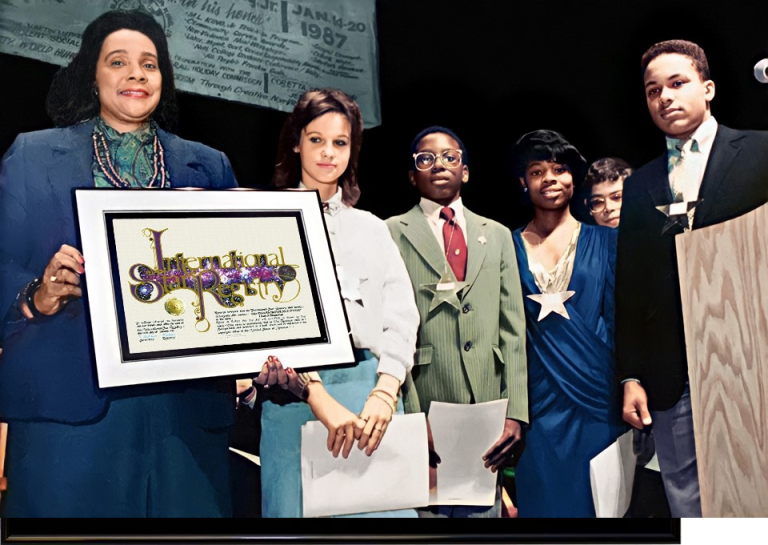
[74,188,356,388]
[1,517,681,544]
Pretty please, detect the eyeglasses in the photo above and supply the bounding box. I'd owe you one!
[413,149,463,171]
[587,191,623,213]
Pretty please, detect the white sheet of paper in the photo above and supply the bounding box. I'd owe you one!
[645,452,660,472]
[427,399,508,506]
[590,429,637,517]
[229,447,260,467]
[301,413,429,518]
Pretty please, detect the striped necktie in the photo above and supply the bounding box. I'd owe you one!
[667,137,700,203]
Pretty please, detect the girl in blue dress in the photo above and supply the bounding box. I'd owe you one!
[509,130,626,517]
[258,89,420,518]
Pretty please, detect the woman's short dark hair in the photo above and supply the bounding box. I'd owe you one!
[272,88,364,206]
[46,9,178,131]
[583,157,633,192]
[409,126,468,171]
[509,129,587,190]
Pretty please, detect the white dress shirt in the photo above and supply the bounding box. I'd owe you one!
[300,183,420,383]
[666,116,718,202]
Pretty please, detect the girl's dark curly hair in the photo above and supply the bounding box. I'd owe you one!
[46,9,178,131]
[272,88,363,206]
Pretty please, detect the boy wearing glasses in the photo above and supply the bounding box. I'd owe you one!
[386,126,528,518]
[583,157,633,228]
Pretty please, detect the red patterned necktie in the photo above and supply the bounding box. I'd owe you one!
[440,206,467,281]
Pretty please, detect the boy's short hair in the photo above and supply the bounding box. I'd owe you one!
[409,126,468,171]
[641,39,711,81]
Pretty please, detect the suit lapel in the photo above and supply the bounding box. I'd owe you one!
[45,122,206,193]
[694,125,742,227]
[160,130,206,188]
[47,120,96,202]
[641,154,687,236]
[400,206,448,277]
[463,208,487,290]
[645,154,673,207]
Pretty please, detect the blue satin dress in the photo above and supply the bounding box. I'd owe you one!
[512,224,626,518]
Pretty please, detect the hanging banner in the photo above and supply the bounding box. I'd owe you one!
[0,0,381,127]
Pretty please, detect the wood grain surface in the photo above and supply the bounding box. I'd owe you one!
[676,203,768,517]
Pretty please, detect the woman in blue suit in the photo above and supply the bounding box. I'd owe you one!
[0,10,238,517]
[509,130,626,517]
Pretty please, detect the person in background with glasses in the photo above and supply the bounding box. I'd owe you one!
[386,126,528,518]
[509,130,626,517]
[583,158,633,228]
[581,157,670,517]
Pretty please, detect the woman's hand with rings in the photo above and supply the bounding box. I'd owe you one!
[305,387,365,459]
[323,397,365,459]
[31,244,84,316]
[357,392,394,456]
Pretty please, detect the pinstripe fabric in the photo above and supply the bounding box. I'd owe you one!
[386,206,528,423]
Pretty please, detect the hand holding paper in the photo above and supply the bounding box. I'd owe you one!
[305,383,366,458]
[357,375,400,455]
[483,418,522,472]
[427,399,508,506]
[301,413,429,517]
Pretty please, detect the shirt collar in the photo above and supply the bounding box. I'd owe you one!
[666,116,718,155]
[96,115,155,144]
[298,182,344,215]
[419,196,465,225]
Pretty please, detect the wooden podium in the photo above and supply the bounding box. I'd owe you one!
[676,202,768,517]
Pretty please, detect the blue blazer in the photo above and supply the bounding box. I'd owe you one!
[0,119,238,425]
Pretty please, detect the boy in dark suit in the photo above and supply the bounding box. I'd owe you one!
[616,40,768,517]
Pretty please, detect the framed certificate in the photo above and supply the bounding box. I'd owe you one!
[75,188,354,388]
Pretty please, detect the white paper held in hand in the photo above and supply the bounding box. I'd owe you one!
[427,398,508,506]
[590,429,637,517]
[301,412,429,517]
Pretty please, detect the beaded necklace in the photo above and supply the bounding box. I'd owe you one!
[92,123,168,188]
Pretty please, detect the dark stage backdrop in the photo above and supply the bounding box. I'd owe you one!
[2,0,768,232]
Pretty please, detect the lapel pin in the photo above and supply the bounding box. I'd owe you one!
[478,236,487,245]
[656,199,702,234]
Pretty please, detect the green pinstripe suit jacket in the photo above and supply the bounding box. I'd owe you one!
[386,205,528,423]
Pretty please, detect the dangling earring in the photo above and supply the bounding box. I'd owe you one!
[93,83,99,98]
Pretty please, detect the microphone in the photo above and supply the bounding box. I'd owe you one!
[754,58,768,83]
